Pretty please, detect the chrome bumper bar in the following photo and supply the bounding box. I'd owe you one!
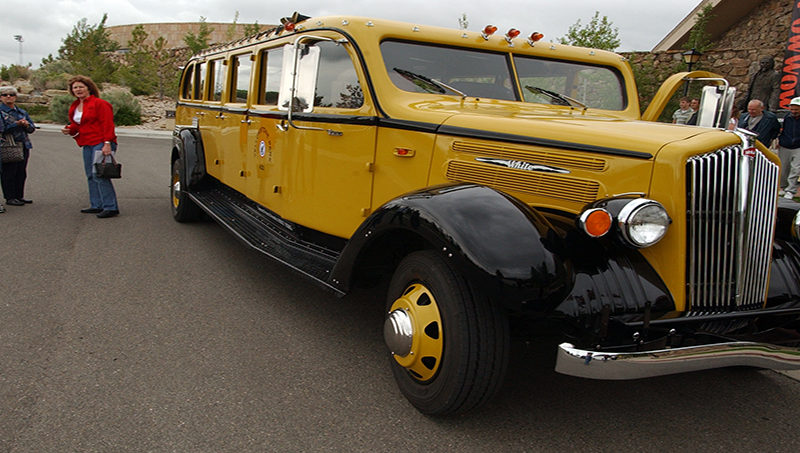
[556,341,800,380]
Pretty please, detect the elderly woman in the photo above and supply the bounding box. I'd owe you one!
[61,76,119,218]
[0,85,35,206]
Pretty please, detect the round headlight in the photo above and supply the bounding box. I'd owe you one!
[617,199,671,247]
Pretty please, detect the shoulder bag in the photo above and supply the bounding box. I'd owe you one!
[1,133,24,163]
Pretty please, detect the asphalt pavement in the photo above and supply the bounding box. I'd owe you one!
[2,129,800,452]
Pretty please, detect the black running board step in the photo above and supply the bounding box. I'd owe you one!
[188,183,343,295]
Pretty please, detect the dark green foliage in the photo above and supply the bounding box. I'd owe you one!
[102,90,142,126]
[686,4,714,53]
[559,11,621,51]
[48,94,75,124]
[184,17,214,54]
[57,14,119,83]
[1,64,32,81]
[31,59,74,91]
[117,25,157,95]
[243,22,262,37]
[18,103,49,123]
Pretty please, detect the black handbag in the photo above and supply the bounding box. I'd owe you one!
[94,154,122,179]
[1,133,24,163]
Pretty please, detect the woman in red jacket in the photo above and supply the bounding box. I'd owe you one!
[61,75,119,218]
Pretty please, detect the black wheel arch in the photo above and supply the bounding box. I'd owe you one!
[330,183,573,312]
[171,127,207,190]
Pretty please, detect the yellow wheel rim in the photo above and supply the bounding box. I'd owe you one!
[389,283,444,382]
[171,170,181,209]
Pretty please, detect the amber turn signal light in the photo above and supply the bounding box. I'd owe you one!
[579,208,612,238]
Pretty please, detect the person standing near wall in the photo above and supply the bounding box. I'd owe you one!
[779,97,800,199]
[739,99,781,147]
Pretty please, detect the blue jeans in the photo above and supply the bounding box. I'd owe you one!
[82,143,119,211]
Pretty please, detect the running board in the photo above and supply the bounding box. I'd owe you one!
[187,182,343,295]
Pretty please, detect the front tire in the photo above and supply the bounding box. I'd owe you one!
[384,250,509,415]
[171,158,202,222]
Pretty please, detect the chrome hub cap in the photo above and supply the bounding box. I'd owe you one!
[385,283,443,381]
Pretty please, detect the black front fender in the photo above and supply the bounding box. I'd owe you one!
[331,184,571,311]
[172,127,207,189]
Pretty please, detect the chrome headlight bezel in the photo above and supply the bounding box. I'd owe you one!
[617,198,671,248]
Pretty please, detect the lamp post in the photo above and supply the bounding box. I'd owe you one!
[13,35,23,66]
[682,48,703,96]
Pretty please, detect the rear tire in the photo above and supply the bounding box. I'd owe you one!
[384,250,509,415]
[171,158,202,222]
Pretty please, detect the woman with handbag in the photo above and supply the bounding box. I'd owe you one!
[61,76,120,218]
[0,86,35,207]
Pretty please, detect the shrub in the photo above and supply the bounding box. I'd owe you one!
[18,103,50,123]
[102,90,142,126]
[48,94,74,124]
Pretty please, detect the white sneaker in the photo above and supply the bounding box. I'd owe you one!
[0,204,5,213]
[779,189,786,196]
[784,191,795,199]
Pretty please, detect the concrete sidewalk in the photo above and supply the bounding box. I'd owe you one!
[37,123,172,139]
[778,370,800,381]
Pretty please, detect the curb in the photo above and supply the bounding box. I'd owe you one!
[37,123,172,139]
[778,369,800,381]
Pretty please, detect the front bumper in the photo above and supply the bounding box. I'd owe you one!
[556,341,800,380]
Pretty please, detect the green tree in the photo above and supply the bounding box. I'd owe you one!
[243,22,262,37]
[117,25,157,95]
[559,11,620,51]
[227,11,240,41]
[152,36,183,99]
[685,4,714,53]
[184,17,214,54]
[58,14,119,82]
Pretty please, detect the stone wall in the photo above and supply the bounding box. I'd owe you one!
[624,0,794,108]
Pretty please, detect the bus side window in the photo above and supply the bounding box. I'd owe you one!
[195,62,207,101]
[314,42,362,109]
[181,64,194,100]
[209,58,225,102]
[259,47,283,105]
[231,53,252,103]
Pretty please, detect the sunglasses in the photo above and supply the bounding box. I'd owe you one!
[0,93,16,97]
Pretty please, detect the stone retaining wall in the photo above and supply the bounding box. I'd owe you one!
[624,0,794,107]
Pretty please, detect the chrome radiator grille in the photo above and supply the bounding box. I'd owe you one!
[686,145,778,312]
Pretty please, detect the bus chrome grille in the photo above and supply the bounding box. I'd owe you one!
[686,145,778,313]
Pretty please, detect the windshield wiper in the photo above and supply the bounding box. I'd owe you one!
[525,85,587,110]
[393,68,466,98]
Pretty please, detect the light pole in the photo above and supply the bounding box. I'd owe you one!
[13,35,23,66]
[682,48,703,96]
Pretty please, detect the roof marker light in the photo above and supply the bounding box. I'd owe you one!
[528,32,544,46]
[284,22,296,32]
[505,28,521,44]
[481,25,498,40]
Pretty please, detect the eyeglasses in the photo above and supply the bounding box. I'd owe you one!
[0,93,16,97]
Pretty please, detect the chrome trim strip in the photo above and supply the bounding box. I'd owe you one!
[555,342,800,380]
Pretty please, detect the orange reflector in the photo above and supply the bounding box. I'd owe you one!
[506,28,521,39]
[482,25,498,40]
[284,22,296,31]
[581,208,612,238]
[393,148,416,157]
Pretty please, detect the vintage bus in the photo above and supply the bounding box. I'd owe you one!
[171,12,800,414]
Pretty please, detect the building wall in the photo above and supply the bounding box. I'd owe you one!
[624,0,793,108]
[106,22,273,50]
